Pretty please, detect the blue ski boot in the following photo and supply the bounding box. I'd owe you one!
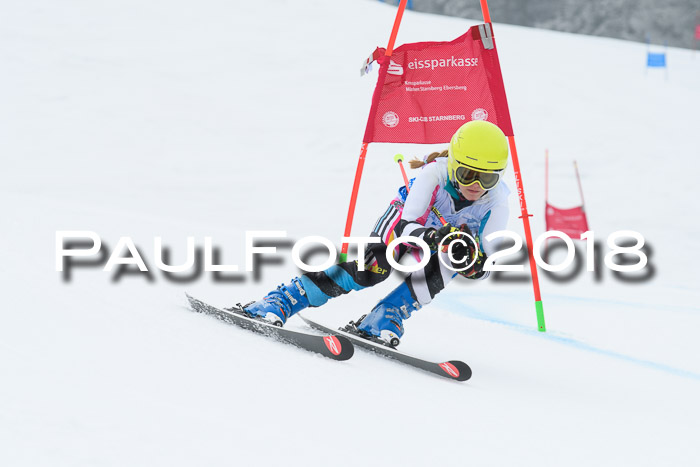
[238,277,309,326]
[351,282,421,347]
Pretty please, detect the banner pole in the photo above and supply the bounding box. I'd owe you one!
[340,0,409,262]
[544,149,549,258]
[509,137,546,331]
[386,0,408,56]
[481,0,546,331]
[545,149,549,203]
[479,0,492,23]
[574,160,586,208]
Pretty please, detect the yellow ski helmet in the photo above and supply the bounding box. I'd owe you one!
[447,121,509,190]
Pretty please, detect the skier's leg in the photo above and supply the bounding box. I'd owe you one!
[297,201,408,308]
[300,233,402,306]
[404,247,458,307]
[353,249,457,346]
[233,277,310,326]
[350,280,420,347]
[238,203,407,325]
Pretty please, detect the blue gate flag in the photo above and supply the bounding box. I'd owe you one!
[647,52,666,68]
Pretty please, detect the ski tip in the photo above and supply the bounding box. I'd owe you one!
[184,293,206,313]
[297,314,354,361]
[327,335,354,360]
[439,360,472,381]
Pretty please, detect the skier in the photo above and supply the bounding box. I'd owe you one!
[232,120,510,347]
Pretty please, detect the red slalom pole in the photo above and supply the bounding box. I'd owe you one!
[340,142,369,261]
[340,0,409,262]
[509,137,546,332]
[386,0,408,55]
[545,148,549,204]
[544,149,550,258]
[479,0,492,23]
[481,0,546,331]
[574,160,586,208]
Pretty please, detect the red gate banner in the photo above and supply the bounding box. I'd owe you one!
[545,203,589,238]
[695,24,700,40]
[363,24,513,144]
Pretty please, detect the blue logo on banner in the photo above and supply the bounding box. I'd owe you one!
[647,52,666,68]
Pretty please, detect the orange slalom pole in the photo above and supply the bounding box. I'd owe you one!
[340,142,369,260]
[544,149,550,258]
[481,0,546,331]
[340,0,409,262]
[479,0,492,23]
[545,149,549,203]
[509,136,546,331]
[386,0,408,56]
[574,160,586,208]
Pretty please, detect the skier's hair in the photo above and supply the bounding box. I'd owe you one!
[409,149,449,169]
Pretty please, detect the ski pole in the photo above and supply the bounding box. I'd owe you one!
[393,153,448,227]
[394,153,411,189]
[430,206,448,227]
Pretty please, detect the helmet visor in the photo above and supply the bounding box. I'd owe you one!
[454,166,502,190]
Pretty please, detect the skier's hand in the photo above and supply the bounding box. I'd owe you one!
[459,249,488,279]
[425,223,475,259]
[426,224,488,279]
[425,223,463,252]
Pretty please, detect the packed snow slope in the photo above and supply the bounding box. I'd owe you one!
[1,1,699,466]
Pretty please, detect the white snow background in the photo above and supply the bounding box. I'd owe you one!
[1,0,699,466]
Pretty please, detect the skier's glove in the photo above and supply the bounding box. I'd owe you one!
[460,249,488,279]
[425,223,463,252]
[425,223,488,279]
[425,223,475,260]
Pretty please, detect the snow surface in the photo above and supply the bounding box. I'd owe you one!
[1,0,699,466]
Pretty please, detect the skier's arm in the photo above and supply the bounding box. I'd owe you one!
[394,162,442,239]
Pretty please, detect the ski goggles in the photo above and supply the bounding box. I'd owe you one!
[454,166,503,190]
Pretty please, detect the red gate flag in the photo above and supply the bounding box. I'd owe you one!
[363,24,513,144]
[695,24,700,40]
[544,154,590,238]
[545,203,589,238]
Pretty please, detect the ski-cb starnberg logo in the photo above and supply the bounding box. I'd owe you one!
[471,108,489,121]
[387,60,404,76]
[382,111,399,128]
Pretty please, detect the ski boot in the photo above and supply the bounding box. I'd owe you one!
[345,282,421,347]
[229,277,309,326]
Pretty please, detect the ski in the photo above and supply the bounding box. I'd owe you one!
[298,314,471,381]
[185,294,354,361]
